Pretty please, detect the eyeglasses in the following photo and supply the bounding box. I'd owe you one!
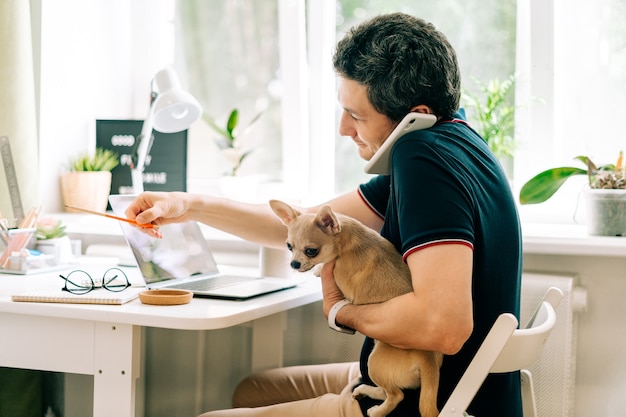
[59,268,131,295]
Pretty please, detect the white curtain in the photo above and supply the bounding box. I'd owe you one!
[0,0,39,226]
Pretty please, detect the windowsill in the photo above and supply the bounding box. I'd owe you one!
[521,223,626,257]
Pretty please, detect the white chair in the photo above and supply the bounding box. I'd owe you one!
[438,287,564,417]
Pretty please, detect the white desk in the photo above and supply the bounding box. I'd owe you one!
[0,266,322,417]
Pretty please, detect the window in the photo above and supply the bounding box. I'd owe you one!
[175,0,518,201]
[175,0,283,196]
[333,0,518,193]
[515,0,626,223]
[33,0,622,219]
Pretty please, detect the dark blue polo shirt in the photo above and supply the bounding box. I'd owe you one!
[357,111,522,417]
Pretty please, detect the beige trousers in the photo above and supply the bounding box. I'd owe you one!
[198,362,363,417]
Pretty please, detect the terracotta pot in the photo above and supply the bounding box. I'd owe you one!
[60,171,112,212]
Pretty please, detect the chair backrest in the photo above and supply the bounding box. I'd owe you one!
[438,287,563,417]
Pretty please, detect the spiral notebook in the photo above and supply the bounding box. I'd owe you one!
[11,287,142,305]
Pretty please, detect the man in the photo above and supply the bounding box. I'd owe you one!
[126,13,522,417]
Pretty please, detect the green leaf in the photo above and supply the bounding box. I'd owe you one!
[519,167,587,204]
[226,109,239,139]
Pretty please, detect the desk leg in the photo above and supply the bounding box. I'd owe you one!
[93,322,141,417]
[251,312,287,372]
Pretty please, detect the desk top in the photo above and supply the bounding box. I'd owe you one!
[0,263,322,330]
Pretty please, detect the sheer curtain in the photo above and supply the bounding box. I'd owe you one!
[0,0,38,226]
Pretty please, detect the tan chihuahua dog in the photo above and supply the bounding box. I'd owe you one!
[269,200,443,417]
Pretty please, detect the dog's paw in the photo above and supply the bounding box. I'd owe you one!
[366,405,386,417]
[352,384,366,400]
[312,264,323,277]
[352,384,387,401]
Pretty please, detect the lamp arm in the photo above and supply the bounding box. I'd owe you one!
[131,104,156,194]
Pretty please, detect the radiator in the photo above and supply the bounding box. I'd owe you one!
[520,272,586,417]
[284,272,586,417]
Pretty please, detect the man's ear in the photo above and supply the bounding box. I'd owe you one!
[269,200,301,226]
[410,104,434,115]
[314,205,341,235]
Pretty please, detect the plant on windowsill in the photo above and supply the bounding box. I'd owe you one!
[203,108,263,176]
[519,152,626,236]
[60,147,119,213]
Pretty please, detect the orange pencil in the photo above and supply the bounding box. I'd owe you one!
[65,206,159,230]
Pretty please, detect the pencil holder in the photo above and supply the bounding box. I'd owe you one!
[0,228,36,271]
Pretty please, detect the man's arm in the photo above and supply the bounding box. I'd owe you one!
[126,189,383,248]
[322,243,474,355]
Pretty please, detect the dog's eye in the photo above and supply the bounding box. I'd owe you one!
[286,243,293,252]
[305,248,319,258]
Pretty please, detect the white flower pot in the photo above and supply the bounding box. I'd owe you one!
[36,236,74,265]
[585,189,626,236]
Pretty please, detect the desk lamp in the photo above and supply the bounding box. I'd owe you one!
[130,68,202,194]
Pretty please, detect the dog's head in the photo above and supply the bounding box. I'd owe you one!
[269,200,341,272]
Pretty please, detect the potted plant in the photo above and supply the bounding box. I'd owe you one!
[35,217,67,240]
[60,147,119,212]
[519,152,626,236]
[203,108,263,198]
[204,108,263,176]
[34,217,74,265]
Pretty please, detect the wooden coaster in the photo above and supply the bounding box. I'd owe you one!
[139,289,193,305]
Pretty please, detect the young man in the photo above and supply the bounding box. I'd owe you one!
[126,13,522,417]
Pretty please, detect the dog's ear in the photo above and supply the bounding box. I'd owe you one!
[269,199,301,226]
[315,205,341,235]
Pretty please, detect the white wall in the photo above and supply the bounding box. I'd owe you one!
[37,0,173,212]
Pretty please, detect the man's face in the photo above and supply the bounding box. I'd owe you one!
[337,77,396,161]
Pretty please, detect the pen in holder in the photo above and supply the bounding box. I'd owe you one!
[0,228,36,270]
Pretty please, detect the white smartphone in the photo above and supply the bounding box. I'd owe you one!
[364,112,437,175]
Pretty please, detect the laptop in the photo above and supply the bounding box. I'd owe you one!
[109,194,302,300]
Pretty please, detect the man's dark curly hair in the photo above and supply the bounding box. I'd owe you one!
[333,13,461,121]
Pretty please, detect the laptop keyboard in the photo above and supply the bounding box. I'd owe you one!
[172,275,257,291]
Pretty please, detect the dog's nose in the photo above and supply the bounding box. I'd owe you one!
[290,260,301,269]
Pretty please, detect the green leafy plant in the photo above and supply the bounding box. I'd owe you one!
[462,74,517,159]
[203,108,263,176]
[36,217,67,240]
[519,152,625,204]
[69,147,119,172]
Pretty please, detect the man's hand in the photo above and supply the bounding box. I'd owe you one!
[320,260,346,319]
[124,191,191,238]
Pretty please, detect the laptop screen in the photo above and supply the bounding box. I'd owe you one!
[109,195,220,284]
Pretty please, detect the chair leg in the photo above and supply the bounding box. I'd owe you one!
[520,369,537,417]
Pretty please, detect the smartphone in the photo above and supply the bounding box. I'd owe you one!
[364,112,437,175]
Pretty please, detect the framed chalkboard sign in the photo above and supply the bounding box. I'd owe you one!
[96,120,187,198]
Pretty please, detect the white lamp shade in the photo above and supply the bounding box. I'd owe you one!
[151,68,202,133]
[153,89,202,133]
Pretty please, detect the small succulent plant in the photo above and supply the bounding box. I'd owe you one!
[69,147,119,172]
